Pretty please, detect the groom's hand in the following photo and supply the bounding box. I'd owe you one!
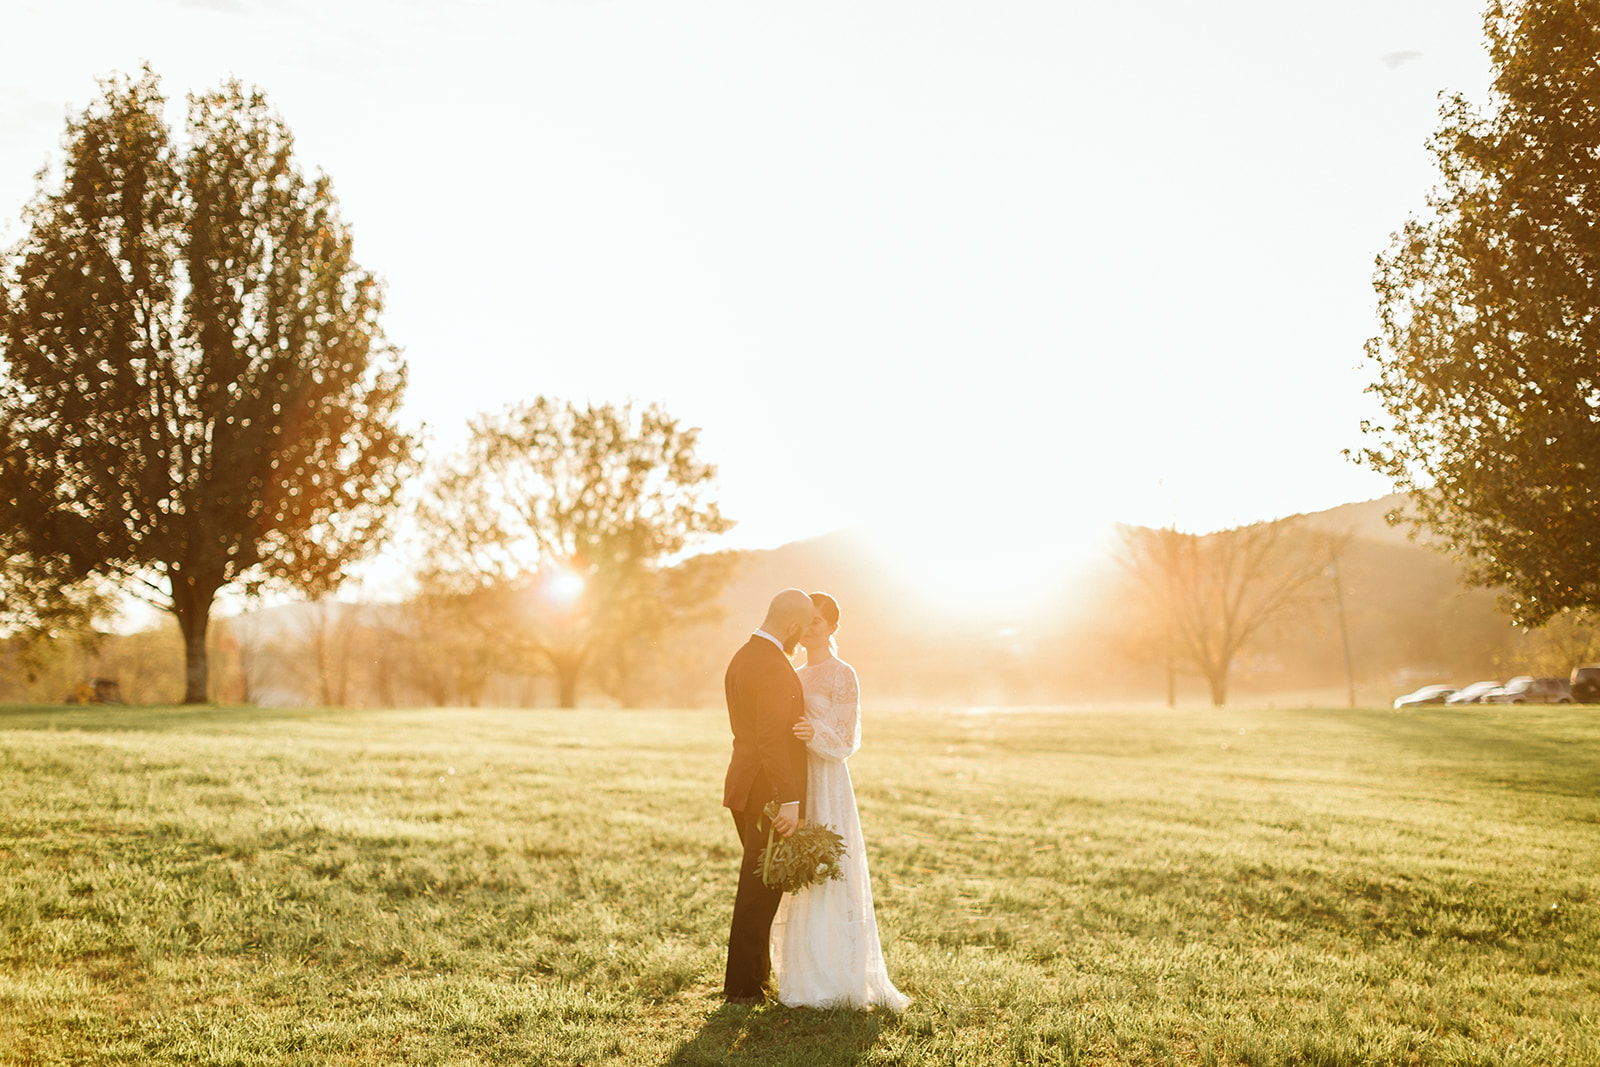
[772,801,800,837]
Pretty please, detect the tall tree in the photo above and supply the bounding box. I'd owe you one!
[0,70,411,703]
[1359,0,1600,626]
[417,398,734,708]
[1118,519,1332,707]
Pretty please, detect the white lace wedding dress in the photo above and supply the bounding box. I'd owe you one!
[770,656,910,1011]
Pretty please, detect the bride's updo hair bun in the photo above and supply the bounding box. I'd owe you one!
[810,592,840,629]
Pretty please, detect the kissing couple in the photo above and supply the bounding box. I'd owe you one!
[720,588,910,1010]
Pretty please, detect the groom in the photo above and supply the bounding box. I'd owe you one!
[721,588,818,1003]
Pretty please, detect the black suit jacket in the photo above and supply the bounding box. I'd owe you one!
[722,635,808,818]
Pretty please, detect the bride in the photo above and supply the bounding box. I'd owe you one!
[770,592,910,1011]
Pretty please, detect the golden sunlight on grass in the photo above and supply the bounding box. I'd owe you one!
[0,702,1596,1065]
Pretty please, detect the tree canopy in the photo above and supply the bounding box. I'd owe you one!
[0,69,412,702]
[1358,0,1600,626]
[416,398,734,708]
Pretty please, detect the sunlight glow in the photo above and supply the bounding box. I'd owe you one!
[863,522,1115,618]
[538,567,587,612]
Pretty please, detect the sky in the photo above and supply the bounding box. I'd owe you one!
[0,0,1496,607]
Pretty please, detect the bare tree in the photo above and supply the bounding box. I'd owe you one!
[302,598,361,707]
[1119,518,1333,706]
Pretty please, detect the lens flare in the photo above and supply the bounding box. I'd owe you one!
[539,567,586,611]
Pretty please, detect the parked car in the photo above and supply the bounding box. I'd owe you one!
[1446,681,1501,705]
[1485,676,1572,705]
[1393,684,1457,709]
[1570,666,1600,703]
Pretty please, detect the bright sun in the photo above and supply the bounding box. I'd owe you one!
[537,567,587,611]
[867,522,1112,617]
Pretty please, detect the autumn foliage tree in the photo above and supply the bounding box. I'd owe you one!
[0,70,411,703]
[1360,0,1600,625]
[416,398,734,708]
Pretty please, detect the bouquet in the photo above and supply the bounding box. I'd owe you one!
[757,800,846,892]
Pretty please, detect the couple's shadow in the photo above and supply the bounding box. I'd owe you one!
[665,1001,887,1066]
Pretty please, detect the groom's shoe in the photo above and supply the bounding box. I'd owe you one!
[725,982,776,1005]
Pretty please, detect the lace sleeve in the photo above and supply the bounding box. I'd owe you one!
[806,663,862,763]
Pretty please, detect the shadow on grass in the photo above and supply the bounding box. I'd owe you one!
[665,1002,886,1067]
[1342,706,1600,799]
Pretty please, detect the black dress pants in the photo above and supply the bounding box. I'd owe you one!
[723,805,782,999]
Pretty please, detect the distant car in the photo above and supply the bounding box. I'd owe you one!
[1446,681,1501,705]
[1393,684,1457,709]
[1570,666,1600,703]
[1485,676,1572,705]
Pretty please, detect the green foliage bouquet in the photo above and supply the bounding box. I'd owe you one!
[757,801,846,892]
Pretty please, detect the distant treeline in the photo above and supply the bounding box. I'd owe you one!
[6,498,1595,708]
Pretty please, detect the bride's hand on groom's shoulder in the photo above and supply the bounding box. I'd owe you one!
[792,718,814,742]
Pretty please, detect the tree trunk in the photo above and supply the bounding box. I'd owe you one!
[174,603,212,705]
[1205,662,1229,707]
[314,608,332,706]
[555,658,580,709]
[374,643,395,708]
[183,620,209,703]
[170,566,219,705]
[238,629,253,706]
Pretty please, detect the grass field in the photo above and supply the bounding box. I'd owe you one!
[0,700,1596,1066]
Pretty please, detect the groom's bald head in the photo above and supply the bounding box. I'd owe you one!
[762,588,816,654]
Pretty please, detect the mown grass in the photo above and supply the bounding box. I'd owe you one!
[0,701,1596,1065]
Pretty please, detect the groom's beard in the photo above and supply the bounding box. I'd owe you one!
[782,629,800,655]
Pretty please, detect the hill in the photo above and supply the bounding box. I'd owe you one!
[44,494,1574,709]
[1297,493,1411,544]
